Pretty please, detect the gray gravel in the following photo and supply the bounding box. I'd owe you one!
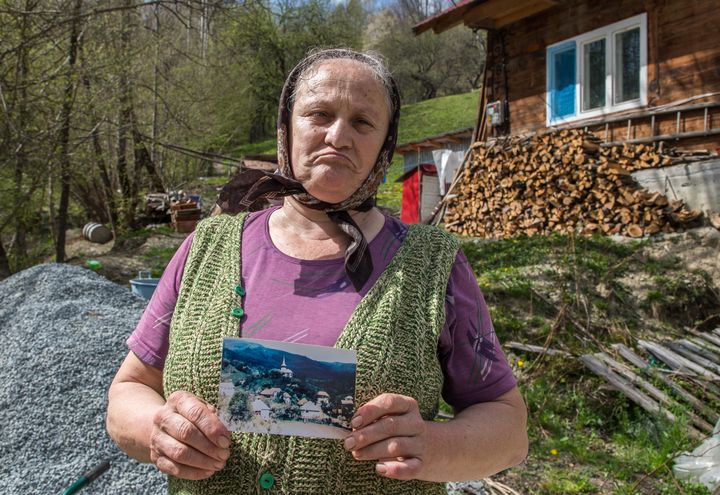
[0,263,166,494]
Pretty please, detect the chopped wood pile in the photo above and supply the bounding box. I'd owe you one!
[444,129,704,238]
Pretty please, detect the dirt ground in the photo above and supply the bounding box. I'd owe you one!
[62,223,720,296]
[62,227,189,286]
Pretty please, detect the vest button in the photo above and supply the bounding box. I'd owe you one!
[259,471,275,490]
[234,284,246,296]
[231,307,244,318]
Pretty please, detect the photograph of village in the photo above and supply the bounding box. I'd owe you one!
[218,337,357,439]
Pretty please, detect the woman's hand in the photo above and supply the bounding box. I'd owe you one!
[343,393,430,480]
[150,391,232,480]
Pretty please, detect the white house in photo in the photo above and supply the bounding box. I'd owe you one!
[279,357,294,378]
[252,399,271,420]
[300,401,325,421]
[282,392,291,405]
[260,387,281,399]
[341,395,354,406]
[316,391,330,406]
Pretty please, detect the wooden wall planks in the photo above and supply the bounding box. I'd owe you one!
[484,0,720,149]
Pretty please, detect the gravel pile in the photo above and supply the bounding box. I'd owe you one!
[0,263,166,494]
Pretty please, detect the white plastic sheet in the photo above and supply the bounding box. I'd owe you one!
[432,149,464,196]
[673,419,720,491]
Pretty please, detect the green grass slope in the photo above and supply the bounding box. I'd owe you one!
[396,90,478,146]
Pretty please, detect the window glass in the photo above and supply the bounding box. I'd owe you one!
[552,45,576,119]
[615,27,641,103]
[582,39,606,111]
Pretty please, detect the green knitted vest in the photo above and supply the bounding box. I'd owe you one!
[164,213,459,495]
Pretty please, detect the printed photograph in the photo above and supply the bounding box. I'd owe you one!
[218,337,357,439]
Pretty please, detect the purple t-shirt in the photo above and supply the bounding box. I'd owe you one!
[128,207,516,410]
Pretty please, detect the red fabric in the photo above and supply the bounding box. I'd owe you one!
[401,169,419,224]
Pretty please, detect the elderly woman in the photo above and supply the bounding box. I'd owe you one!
[107,48,527,494]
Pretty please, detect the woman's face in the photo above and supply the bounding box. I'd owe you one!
[289,59,391,204]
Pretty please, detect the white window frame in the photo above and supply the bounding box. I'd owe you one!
[546,13,647,126]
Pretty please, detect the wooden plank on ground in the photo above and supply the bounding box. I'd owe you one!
[688,335,720,355]
[687,377,720,403]
[638,340,720,380]
[677,339,720,365]
[613,344,720,424]
[690,329,720,348]
[598,352,714,434]
[597,353,671,405]
[580,354,675,422]
[667,342,720,374]
[506,341,571,357]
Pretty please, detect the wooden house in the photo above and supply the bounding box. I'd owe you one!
[414,0,720,152]
[395,128,473,223]
[413,0,720,235]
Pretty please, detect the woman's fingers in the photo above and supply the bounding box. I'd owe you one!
[344,413,424,452]
[169,391,231,449]
[344,392,428,480]
[152,430,227,471]
[158,411,229,462]
[349,435,423,461]
[375,457,424,480]
[351,393,416,429]
[154,455,216,480]
[150,391,231,480]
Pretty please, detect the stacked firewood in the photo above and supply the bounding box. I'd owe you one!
[444,129,702,238]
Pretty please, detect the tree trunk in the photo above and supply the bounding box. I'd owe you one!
[55,0,83,262]
[0,236,11,280]
[12,0,33,270]
[131,114,164,192]
[79,45,119,235]
[116,0,136,230]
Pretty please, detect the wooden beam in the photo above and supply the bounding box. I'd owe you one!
[461,0,536,27]
[688,336,720,356]
[667,342,720,375]
[463,18,497,30]
[613,344,720,425]
[578,354,702,438]
[598,353,713,434]
[506,341,571,356]
[495,0,556,28]
[638,340,720,380]
[438,136,463,144]
[690,329,720,348]
[677,339,720,365]
[429,6,473,35]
